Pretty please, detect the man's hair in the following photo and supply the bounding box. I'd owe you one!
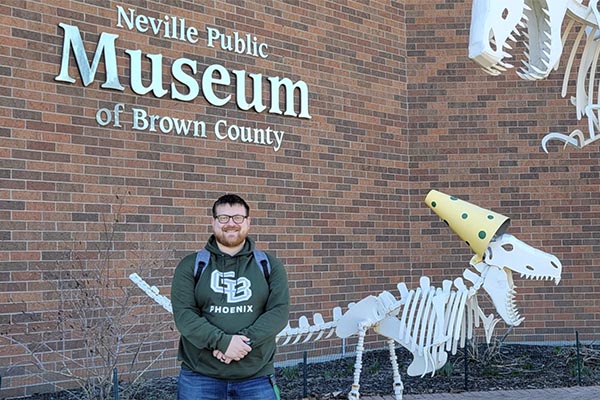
[212,194,250,217]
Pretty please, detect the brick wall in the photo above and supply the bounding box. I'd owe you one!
[0,0,598,398]
[404,0,599,343]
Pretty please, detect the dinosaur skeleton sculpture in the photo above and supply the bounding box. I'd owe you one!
[130,233,561,400]
[469,0,600,152]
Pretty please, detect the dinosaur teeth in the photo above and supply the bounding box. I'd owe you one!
[542,50,550,62]
[482,66,501,76]
[516,69,536,81]
[528,65,548,77]
[504,284,524,326]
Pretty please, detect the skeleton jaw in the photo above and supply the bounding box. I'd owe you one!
[464,233,562,326]
[469,0,567,79]
[485,234,562,284]
[465,262,523,326]
[518,0,569,80]
[468,0,523,75]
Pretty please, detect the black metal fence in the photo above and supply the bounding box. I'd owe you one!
[274,330,600,399]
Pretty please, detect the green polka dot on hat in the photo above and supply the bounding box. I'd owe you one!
[425,189,510,259]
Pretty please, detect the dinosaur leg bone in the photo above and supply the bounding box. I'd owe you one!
[348,322,368,400]
[387,338,403,400]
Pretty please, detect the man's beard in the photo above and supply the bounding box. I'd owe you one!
[215,228,246,248]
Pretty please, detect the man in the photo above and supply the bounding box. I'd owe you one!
[171,194,289,400]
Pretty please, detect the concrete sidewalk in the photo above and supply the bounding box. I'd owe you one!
[362,385,600,400]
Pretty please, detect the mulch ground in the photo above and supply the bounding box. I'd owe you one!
[15,344,600,400]
[276,343,600,399]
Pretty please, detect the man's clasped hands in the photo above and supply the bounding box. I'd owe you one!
[212,334,252,364]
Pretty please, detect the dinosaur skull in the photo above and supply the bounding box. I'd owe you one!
[468,0,570,79]
[465,233,562,326]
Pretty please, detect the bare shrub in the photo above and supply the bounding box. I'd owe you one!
[1,196,176,399]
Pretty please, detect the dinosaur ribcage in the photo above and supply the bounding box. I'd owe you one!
[379,276,480,377]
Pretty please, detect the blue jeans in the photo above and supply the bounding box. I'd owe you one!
[177,366,278,400]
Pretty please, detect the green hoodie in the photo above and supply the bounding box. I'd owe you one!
[171,235,289,381]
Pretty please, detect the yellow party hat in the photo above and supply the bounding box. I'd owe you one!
[424,190,510,259]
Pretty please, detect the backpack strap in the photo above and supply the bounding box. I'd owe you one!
[193,249,271,284]
[253,249,271,281]
[193,249,211,285]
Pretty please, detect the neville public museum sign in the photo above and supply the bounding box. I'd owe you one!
[55,5,312,151]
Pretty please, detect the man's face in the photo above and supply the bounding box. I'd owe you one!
[212,203,250,249]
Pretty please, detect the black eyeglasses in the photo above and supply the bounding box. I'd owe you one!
[214,214,247,224]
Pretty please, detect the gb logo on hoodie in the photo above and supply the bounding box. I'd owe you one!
[210,270,252,303]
